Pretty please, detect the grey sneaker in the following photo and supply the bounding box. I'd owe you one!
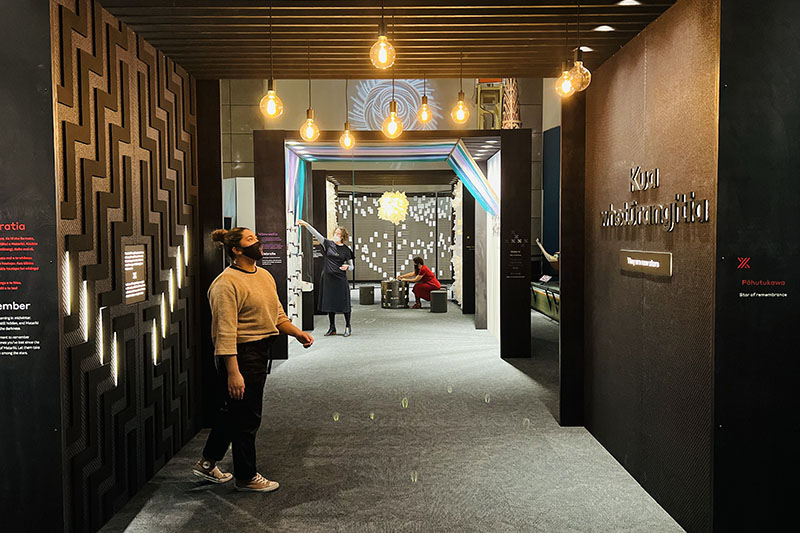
[234,472,280,492]
[192,459,233,484]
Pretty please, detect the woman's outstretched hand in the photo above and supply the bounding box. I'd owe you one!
[297,219,308,227]
[295,331,314,348]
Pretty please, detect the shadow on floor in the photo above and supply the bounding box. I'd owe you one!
[506,311,560,421]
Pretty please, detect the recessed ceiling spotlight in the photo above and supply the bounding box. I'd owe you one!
[617,0,642,5]
[580,46,594,52]
[594,25,616,32]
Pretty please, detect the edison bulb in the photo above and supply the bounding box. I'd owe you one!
[569,60,592,91]
[339,122,355,149]
[382,113,403,138]
[299,109,320,142]
[417,95,433,124]
[259,90,284,118]
[381,100,403,139]
[369,35,396,69]
[450,91,469,124]
[259,79,284,118]
[555,68,575,98]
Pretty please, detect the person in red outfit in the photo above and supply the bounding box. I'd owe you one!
[398,257,441,309]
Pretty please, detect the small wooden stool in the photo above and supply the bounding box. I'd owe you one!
[430,289,448,313]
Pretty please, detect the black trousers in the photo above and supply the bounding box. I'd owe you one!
[202,336,275,481]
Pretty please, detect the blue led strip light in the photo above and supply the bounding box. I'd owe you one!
[285,147,304,223]
[447,140,500,216]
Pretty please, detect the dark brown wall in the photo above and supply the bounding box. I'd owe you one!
[583,0,720,530]
[51,0,200,530]
[253,130,289,359]
[0,0,63,529]
[196,80,224,424]
[560,91,585,426]
[714,1,800,528]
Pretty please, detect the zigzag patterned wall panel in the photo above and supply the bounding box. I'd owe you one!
[50,1,200,530]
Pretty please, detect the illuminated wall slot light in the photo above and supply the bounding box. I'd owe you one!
[169,269,175,312]
[160,293,167,338]
[111,332,119,386]
[98,306,107,364]
[64,251,72,315]
[81,280,89,341]
[152,319,158,365]
[176,247,183,288]
[183,227,189,266]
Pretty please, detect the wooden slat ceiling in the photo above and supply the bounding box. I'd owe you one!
[99,0,676,80]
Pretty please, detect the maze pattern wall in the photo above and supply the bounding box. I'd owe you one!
[51,1,199,530]
[338,194,453,281]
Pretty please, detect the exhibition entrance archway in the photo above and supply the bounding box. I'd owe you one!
[250,129,552,386]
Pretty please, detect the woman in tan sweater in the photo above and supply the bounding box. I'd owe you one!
[192,227,313,492]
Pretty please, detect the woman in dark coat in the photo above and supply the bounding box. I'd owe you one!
[298,219,355,337]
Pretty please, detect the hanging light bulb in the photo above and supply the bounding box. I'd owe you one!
[568,2,592,92]
[300,109,320,142]
[369,4,396,69]
[382,100,403,139]
[555,61,576,98]
[340,122,354,149]
[417,76,432,124]
[339,79,355,149]
[451,91,469,124]
[451,53,470,125]
[260,79,284,118]
[568,48,592,91]
[259,3,284,117]
[417,95,432,124]
[298,41,319,142]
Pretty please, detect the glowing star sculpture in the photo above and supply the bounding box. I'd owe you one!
[377,191,409,225]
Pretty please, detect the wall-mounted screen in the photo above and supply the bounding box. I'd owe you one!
[123,245,147,304]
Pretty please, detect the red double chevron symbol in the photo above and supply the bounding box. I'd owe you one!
[737,257,751,269]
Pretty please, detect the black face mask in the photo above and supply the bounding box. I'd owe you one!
[240,242,263,260]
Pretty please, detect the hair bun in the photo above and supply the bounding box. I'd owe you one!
[211,229,228,247]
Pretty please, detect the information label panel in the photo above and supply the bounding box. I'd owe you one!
[619,249,673,277]
[124,245,147,304]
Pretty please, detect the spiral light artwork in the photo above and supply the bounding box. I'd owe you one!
[351,79,441,131]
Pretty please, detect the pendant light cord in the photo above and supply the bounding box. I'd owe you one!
[307,41,311,107]
[576,1,581,48]
[269,1,273,79]
[460,52,463,92]
[565,21,569,62]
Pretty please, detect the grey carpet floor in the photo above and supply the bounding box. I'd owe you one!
[102,294,684,533]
